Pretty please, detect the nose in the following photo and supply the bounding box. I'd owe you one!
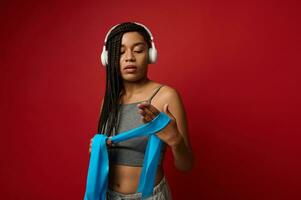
[124,50,135,62]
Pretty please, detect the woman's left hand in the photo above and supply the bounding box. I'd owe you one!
[137,101,182,148]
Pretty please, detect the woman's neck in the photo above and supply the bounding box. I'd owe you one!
[122,77,153,96]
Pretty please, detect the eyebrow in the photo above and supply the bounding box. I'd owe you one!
[121,42,146,48]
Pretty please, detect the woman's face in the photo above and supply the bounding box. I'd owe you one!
[119,31,149,82]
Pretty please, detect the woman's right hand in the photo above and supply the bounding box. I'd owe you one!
[89,137,113,153]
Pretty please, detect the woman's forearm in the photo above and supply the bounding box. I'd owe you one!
[170,133,194,172]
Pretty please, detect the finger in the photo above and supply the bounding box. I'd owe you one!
[138,109,153,122]
[137,102,156,120]
[143,105,160,119]
[139,107,158,123]
[106,138,113,147]
[140,115,152,123]
[138,109,155,121]
[137,102,159,118]
[138,101,160,114]
[147,103,160,115]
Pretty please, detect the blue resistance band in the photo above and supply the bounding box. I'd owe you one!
[84,112,171,200]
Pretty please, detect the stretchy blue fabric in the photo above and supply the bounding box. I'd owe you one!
[84,112,171,200]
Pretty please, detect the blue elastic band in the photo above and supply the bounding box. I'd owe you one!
[84,112,170,200]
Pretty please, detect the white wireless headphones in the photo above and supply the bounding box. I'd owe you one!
[100,22,158,67]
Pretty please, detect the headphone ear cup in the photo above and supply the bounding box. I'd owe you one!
[101,48,108,66]
[148,47,158,64]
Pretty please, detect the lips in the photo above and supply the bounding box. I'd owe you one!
[124,65,138,73]
[124,65,137,70]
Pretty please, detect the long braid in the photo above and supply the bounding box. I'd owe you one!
[97,22,152,136]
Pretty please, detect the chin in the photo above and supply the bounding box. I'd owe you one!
[122,77,141,82]
[122,74,145,82]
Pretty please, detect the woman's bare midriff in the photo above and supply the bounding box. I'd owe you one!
[108,164,164,194]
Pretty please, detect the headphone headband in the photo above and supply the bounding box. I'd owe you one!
[103,22,154,44]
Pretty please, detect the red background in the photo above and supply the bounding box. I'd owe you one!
[1,0,300,199]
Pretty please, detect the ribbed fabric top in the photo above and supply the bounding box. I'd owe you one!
[108,85,166,167]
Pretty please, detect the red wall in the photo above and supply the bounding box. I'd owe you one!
[1,0,300,199]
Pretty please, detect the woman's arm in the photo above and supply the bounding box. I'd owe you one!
[163,88,194,171]
[137,87,194,171]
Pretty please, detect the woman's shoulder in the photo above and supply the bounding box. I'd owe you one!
[150,81,179,96]
[150,81,178,93]
[151,82,182,109]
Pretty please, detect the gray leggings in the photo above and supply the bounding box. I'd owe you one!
[106,176,172,200]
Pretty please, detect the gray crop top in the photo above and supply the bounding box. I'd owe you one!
[108,85,166,167]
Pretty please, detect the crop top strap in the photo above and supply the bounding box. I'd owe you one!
[147,85,164,103]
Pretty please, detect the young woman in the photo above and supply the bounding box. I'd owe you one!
[89,22,194,199]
